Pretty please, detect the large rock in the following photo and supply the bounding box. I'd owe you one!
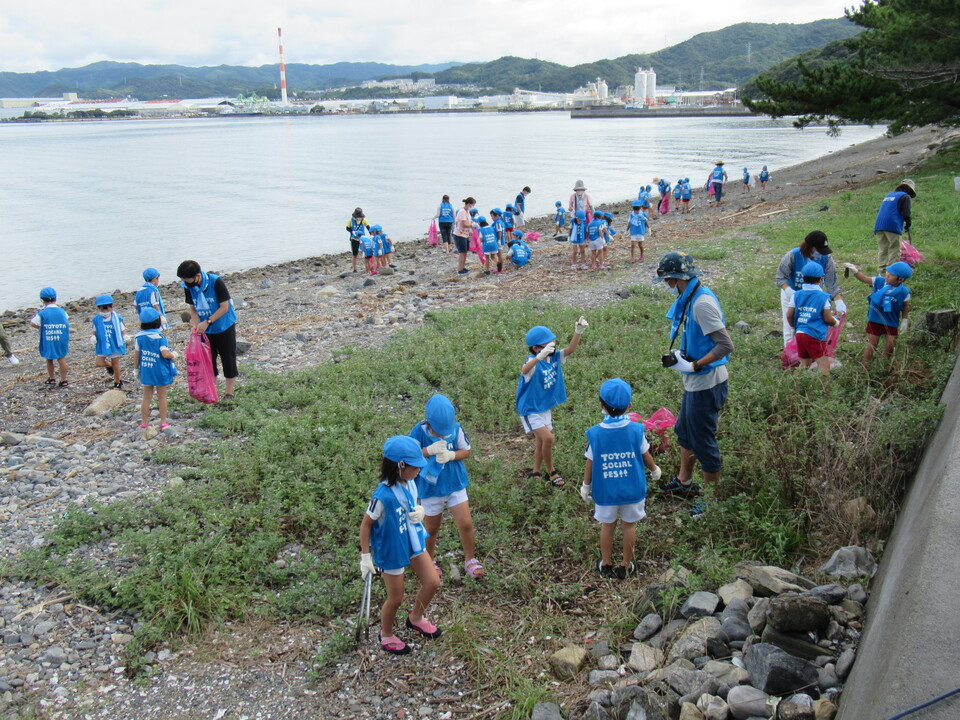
[0,431,24,446]
[661,665,713,697]
[628,643,664,673]
[634,613,663,641]
[819,546,877,578]
[668,617,724,662]
[82,389,127,416]
[532,702,564,720]
[744,643,819,695]
[549,645,587,680]
[702,661,750,686]
[681,592,720,619]
[726,685,771,719]
[760,626,826,662]
[834,648,856,680]
[777,693,815,720]
[748,597,770,634]
[734,563,815,596]
[766,594,830,633]
[808,585,847,605]
[589,670,620,685]
[582,703,609,720]
[612,687,667,720]
[679,702,705,720]
[696,694,729,720]
[841,497,877,531]
[718,579,754,605]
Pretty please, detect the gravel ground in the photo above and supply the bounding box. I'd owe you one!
[0,125,949,719]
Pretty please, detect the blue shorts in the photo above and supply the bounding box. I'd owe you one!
[674,381,728,473]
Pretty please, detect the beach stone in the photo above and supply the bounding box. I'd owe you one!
[0,431,24,446]
[682,592,720,619]
[669,617,723,662]
[679,702,705,720]
[808,585,847,605]
[588,689,612,706]
[718,580,753,605]
[760,626,825,662]
[628,642,664,673]
[847,584,867,604]
[634,613,663,641]
[549,645,587,680]
[590,639,610,658]
[598,654,620,671]
[82,389,127,417]
[662,665,712,697]
[819,546,877,578]
[766,594,829,633]
[834,648,855,680]
[813,698,837,720]
[532,702,564,720]
[744,643,818,696]
[703,661,750,686]
[589,670,620,685]
[748,597,770,634]
[734,563,815,596]
[42,646,67,667]
[726,686,771,719]
[612,687,666,720]
[111,633,134,645]
[583,702,609,720]
[235,338,252,355]
[778,694,815,720]
[378,265,396,276]
[919,309,959,336]
[839,599,864,619]
[817,664,840,691]
[696,693,729,720]
[734,320,751,333]
[259,279,274,289]
[315,286,338,297]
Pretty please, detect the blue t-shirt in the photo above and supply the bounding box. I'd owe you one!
[438,202,454,223]
[554,208,566,227]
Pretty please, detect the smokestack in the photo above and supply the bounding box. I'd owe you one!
[278,27,288,105]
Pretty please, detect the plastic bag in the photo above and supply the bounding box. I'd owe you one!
[525,232,541,242]
[707,182,715,197]
[629,407,677,454]
[186,331,219,404]
[659,195,670,215]
[470,227,486,264]
[900,239,925,266]
[427,222,438,247]
[781,313,846,370]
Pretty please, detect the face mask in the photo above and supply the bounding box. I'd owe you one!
[812,249,823,259]
[100,310,112,318]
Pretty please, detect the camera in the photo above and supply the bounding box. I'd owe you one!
[661,350,693,368]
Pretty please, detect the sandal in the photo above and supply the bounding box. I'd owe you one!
[58,380,69,387]
[159,423,172,431]
[548,470,565,487]
[526,473,542,483]
[406,615,442,639]
[113,381,124,390]
[45,378,57,385]
[464,558,485,579]
[378,633,410,655]
[139,423,150,429]
[614,562,636,580]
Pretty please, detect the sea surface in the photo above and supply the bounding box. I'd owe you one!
[0,112,884,312]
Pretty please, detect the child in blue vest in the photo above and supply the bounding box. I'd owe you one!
[371,224,387,269]
[134,267,167,330]
[656,177,671,216]
[742,168,751,193]
[491,208,507,254]
[554,202,566,235]
[381,228,395,268]
[516,318,588,487]
[409,394,485,580]
[601,212,616,267]
[580,379,661,578]
[507,232,532,267]
[681,178,692,214]
[638,186,652,215]
[673,179,683,210]
[786,262,840,374]
[759,166,770,190]
[587,213,608,270]
[134,307,178,431]
[360,230,377,276]
[845,261,912,364]
[477,216,503,275]
[92,294,127,389]
[569,209,587,269]
[628,200,650,263]
[29,286,70,386]
[502,205,516,235]
[359,436,441,656]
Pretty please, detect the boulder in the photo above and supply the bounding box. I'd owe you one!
[702,661,750,686]
[748,598,770,634]
[82,389,127,416]
[589,670,620,685]
[819,546,877,578]
[726,685,771,719]
[532,702,565,720]
[766,594,830,632]
[718,579,754,605]
[918,309,959,336]
[760,626,826,662]
[550,645,587,680]
[743,643,818,695]
[598,654,620,671]
[582,702,609,720]
[612,686,667,720]
[634,613,663,641]
[734,563,815,596]
[628,643,664,673]
[661,665,713,697]
[668,617,724,662]
[682,591,721,619]
[777,693,815,720]
[847,584,868,604]
[808,585,847,605]
[835,648,856,680]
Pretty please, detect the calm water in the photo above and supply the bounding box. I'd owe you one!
[0,112,883,312]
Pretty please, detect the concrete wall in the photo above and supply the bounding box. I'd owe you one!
[838,354,960,719]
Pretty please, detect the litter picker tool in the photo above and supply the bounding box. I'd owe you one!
[354,572,373,645]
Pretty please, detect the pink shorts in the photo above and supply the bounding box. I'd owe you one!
[796,332,828,360]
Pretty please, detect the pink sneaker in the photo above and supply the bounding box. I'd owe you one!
[139,423,150,429]
[159,423,172,431]
[589,265,598,270]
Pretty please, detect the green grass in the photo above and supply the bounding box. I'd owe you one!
[16,140,960,710]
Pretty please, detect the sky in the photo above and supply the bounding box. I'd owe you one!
[0,1,858,73]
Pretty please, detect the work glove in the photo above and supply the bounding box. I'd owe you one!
[649,465,662,483]
[407,505,425,524]
[167,351,179,361]
[667,350,695,373]
[360,553,376,579]
[900,318,909,334]
[90,335,97,346]
[580,483,593,504]
[536,341,556,360]
[834,299,847,316]
[574,316,589,335]
[434,448,456,464]
[424,440,447,457]
[844,263,859,274]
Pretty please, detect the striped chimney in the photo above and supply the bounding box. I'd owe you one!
[278,27,288,105]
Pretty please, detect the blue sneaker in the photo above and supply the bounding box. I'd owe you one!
[689,501,707,517]
[659,477,701,498]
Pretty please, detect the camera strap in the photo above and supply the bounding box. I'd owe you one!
[666,279,700,352]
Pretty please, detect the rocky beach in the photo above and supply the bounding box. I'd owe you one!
[0,125,953,719]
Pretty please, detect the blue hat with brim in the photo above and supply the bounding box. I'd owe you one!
[555,201,562,206]
[143,267,160,281]
[383,436,428,468]
[801,261,825,278]
[425,394,456,436]
[525,325,556,347]
[513,230,524,238]
[95,294,114,306]
[886,261,913,279]
[39,286,57,299]
[139,307,161,323]
[632,200,642,208]
[600,378,632,409]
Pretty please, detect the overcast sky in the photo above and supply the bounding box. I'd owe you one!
[1,1,857,73]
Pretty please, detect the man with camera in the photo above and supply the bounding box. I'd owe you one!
[655,252,733,512]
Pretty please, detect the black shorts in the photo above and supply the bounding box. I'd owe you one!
[207,324,239,379]
[438,222,453,244]
[453,234,470,254]
[350,238,361,256]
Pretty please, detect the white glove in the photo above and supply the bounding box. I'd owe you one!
[580,483,593,503]
[668,350,696,373]
[167,351,179,361]
[844,262,859,274]
[360,553,376,579]
[900,318,909,334]
[407,505,425,524]
[574,316,589,335]
[781,286,795,302]
[536,341,556,360]
[834,299,847,316]
[649,465,662,482]
[90,335,97,346]
[434,448,456,464]
[424,440,447,457]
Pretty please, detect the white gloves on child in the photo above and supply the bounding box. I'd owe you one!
[407,505,425,524]
[844,262,859,273]
[667,350,695,373]
[900,318,909,334]
[536,341,556,360]
[649,465,662,482]
[575,316,589,335]
[167,351,179,361]
[360,553,376,579]
[580,483,593,503]
[434,448,456,464]
[424,440,447,456]
[834,299,847,316]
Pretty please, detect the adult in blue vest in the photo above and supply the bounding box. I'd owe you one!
[774,230,845,346]
[177,260,239,398]
[709,161,728,204]
[655,252,734,512]
[873,179,916,273]
[514,186,531,229]
[346,207,370,273]
[432,195,455,254]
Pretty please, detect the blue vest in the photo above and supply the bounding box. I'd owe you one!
[438,202,454,222]
[382,234,393,254]
[478,226,497,254]
[790,249,829,290]
[586,422,647,505]
[360,234,375,257]
[370,481,427,571]
[136,330,178,386]
[570,221,586,244]
[587,219,605,242]
[793,287,831,341]
[874,191,908,234]
[628,211,648,235]
[183,272,236,334]
[638,189,650,206]
[759,170,769,182]
[681,181,692,199]
[658,179,669,195]
[493,218,506,244]
[555,208,566,226]
[669,282,730,375]
[350,217,367,238]
[674,183,682,199]
[515,193,526,212]
[516,352,565,414]
[743,171,750,183]
[511,241,532,266]
[372,233,385,256]
[134,283,164,320]
[503,209,515,227]
[711,166,725,183]
[92,313,127,356]
[867,277,910,327]
[410,421,469,498]
[37,306,70,359]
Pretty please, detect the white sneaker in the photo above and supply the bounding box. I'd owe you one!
[7,355,18,365]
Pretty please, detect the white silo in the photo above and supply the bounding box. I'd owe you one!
[598,78,608,100]
[645,68,657,105]
[634,68,648,105]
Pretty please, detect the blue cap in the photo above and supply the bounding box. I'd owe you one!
[139,307,161,323]
[575,210,586,220]
[646,185,652,191]
[143,267,160,281]
[469,208,478,215]
[600,378,632,409]
[425,394,456,436]
[491,207,502,215]
[370,224,382,232]
[39,286,57,299]
[476,216,487,224]
[383,436,428,467]
[512,230,523,238]
[555,201,562,206]
[506,204,516,212]
[603,212,613,220]
[525,325,556,347]
[684,177,690,183]
[801,261,825,278]
[632,200,642,208]
[886,261,913,279]
[743,167,748,171]
[95,294,114,306]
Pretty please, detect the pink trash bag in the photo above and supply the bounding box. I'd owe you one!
[900,239,925,267]
[427,222,438,247]
[470,226,486,264]
[525,232,541,242]
[629,407,678,454]
[186,331,219,404]
[781,313,846,370]
[659,195,670,215]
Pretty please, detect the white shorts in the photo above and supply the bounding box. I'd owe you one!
[520,410,553,434]
[382,550,426,575]
[98,354,124,360]
[421,488,469,517]
[589,238,606,251]
[594,500,647,524]
[630,234,646,243]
